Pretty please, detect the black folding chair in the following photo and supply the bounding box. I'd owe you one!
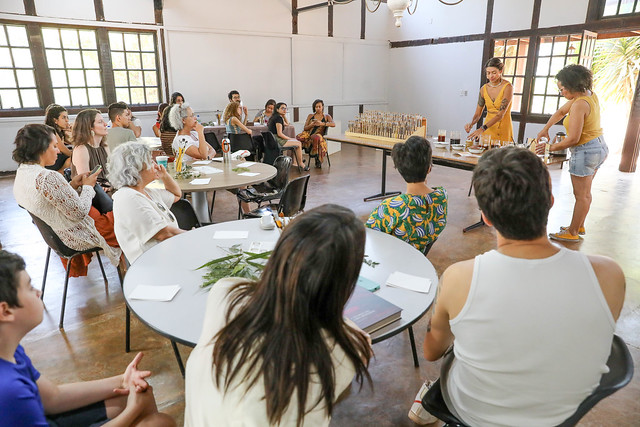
[27,212,110,329]
[229,133,256,161]
[204,130,222,153]
[306,127,331,168]
[236,156,292,219]
[170,198,202,230]
[243,174,310,218]
[421,335,634,427]
[261,131,299,171]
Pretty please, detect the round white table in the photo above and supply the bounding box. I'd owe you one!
[123,219,438,372]
[148,160,276,223]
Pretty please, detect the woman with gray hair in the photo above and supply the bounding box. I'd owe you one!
[169,103,215,161]
[108,142,184,263]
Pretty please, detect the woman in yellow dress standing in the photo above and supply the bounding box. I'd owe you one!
[464,57,514,144]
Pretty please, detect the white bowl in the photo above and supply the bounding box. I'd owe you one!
[433,142,449,148]
[451,144,464,151]
[468,148,485,154]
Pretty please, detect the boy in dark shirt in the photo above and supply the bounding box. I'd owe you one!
[0,250,175,426]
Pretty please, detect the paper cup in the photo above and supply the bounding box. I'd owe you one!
[156,155,168,168]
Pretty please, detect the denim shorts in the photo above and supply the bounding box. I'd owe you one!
[569,136,608,177]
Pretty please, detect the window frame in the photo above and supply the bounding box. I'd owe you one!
[600,0,640,18]
[528,33,583,116]
[0,19,163,117]
[492,37,530,113]
[0,23,40,110]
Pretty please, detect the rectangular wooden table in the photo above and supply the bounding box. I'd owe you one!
[325,133,481,201]
[326,134,568,201]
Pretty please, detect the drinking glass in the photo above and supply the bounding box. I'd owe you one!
[437,129,446,142]
[450,131,461,145]
[481,134,491,149]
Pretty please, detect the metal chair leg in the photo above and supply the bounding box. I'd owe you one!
[96,252,108,286]
[59,256,74,329]
[41,247,51,299]
[125,306,131,353]
[171,340,185,378]
[117,264,131,353]
[408,326,420,368]
[209,191,217,219]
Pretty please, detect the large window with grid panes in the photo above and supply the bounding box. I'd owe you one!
[0,21,161,114]
[603,0,640,16]
[530,32,597,115]
[493,37,529,113]
[0,23,39,109]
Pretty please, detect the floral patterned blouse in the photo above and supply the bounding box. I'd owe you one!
[365,187,448,252]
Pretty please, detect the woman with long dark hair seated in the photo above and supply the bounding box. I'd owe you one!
[43,104,72,174]
[185,204,372,426]
[296,99,334,168]
[267,102,307,170]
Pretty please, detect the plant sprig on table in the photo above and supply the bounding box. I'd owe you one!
[232,167,250,173]
[363,255,380,268]
[174,164,201,180]
[196,244,271,289]
[197,246,379,290]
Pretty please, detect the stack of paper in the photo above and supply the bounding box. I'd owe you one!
[128,285,181,301]
[386,271,432,293]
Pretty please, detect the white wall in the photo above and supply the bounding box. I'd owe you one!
[0,0,24,14]
[388,1,486,42]
[103,0,156,24]
[387,41,484,137]
[33,0,96,21]
[0,0,389,171]
[492,0,534,33]
[539,0,589,29]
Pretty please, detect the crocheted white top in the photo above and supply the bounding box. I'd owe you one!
[13,163,121,266]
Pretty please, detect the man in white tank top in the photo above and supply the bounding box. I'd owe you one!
[409,148,625,426]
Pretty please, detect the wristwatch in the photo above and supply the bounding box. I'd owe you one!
[482,125,488,131]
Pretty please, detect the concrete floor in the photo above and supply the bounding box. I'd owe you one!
[0,144,638,426]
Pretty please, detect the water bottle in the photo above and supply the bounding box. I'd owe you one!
[196,114,200,123]
[222,136,231,163]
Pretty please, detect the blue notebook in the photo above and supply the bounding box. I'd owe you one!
[357,276,380,292]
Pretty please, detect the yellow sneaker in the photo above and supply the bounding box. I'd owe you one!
[550,230,582,242]
[560,226,585,235]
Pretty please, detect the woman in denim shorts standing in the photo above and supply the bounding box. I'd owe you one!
[536,64,608,242]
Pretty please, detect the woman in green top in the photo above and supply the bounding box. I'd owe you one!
[366,136,448,253]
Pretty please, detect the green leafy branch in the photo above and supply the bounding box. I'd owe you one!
[196,244,271,289]
[197,246,379,290]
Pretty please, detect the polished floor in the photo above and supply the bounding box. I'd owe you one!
[0,145,638,426]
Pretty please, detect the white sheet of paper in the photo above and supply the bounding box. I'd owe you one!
[128,285,181,301]
[213,231,249,239]
[238,172,260,177]
[236,162,255,167]
[193,166,223,174]
[189,178,211,185]
[192,160,211,165]
[248,241,277,253]
[386,271,432,293]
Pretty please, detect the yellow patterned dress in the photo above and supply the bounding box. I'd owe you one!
[365,187,448,252]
